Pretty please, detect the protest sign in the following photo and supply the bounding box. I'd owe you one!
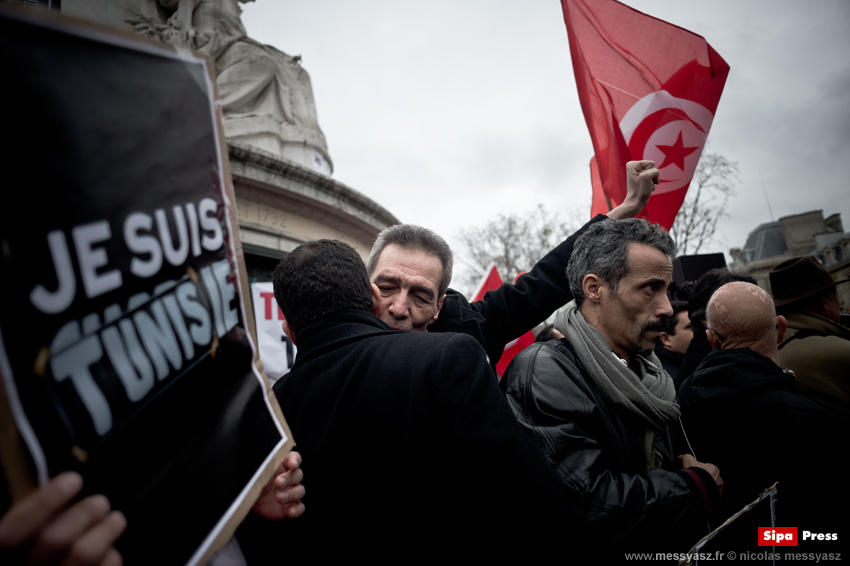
[250,282,297,385]
[682,484,778,564]
[0,6,292,564]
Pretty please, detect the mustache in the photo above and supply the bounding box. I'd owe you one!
[641,320,666,334]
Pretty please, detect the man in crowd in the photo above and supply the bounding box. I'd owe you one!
[366,160,659,369]
[501,218,723,554]
[653,299,692,380]
[674,268,757,389]
[237,239,599,561]
[769,255,850,413]
[676,282,845,545]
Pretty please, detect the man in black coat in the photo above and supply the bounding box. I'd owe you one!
[237,239,599,562]
[677,282,846,550]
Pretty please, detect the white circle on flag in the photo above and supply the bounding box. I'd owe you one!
[619,91,715,195]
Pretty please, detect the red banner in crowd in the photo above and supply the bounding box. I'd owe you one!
[471,263,504,303]
[562,0,730,229]
[471,265,535,377]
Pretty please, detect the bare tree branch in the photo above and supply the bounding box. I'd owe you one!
[454,204,582,294]
[669,152,739,255]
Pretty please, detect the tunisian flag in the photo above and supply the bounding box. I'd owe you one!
[562,0,730,230]
[472,264,535,377]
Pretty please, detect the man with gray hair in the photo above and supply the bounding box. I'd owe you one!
[501,218,723,554]
[366,160,659,370]
[236,239,602,561]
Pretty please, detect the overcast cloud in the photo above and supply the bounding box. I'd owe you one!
[240,0,850,285]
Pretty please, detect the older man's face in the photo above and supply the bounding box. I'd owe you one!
[370,244,445,331]
[596,243,674,360]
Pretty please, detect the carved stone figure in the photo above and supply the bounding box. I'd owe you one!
[132,0,331,173]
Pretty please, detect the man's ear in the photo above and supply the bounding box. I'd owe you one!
[582,274,603,303]
[282,320,297,346]
[432,294,446,321]
[706,328,720,350]
[776,315,787,344]
[370,283,381,316]
[659,332,673,349]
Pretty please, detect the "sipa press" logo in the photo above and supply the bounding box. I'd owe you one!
[759,527,798,546]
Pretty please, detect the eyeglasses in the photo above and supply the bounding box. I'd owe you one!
[705,324,780,347]
[705,326,726,343]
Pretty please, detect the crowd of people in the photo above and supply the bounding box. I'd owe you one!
[2,160,848,563]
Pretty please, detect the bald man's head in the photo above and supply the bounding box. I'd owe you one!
[706,281,786,363]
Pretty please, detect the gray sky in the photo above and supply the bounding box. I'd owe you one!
[240,0,850,286]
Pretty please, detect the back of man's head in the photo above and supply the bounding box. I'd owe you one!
[706,281,781,360]
[366,224,453,296]
[566,218,676,307]
[273,239,374,332]
[688,268,757,330]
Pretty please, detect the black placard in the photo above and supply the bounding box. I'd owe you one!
[0,7,289,564]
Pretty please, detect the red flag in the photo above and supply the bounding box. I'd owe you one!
[562,0,730,229]
[589,155,608,217]
[470,265,535,377]
[472,262,504,302]
[495,328,536,378]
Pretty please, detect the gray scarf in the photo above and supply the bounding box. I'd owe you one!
[555,301,679,468]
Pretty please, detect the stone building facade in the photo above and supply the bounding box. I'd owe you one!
[730,210,850,312]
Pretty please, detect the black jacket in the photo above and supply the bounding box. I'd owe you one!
[237,310,600,561]
[675,325,713,390]
[677,348,846,534]
[654,342,684,380]
[502,338,719,554]
[429,214,605,368]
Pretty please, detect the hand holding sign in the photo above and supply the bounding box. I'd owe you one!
[0,472,126,566]
[251,451,306,521]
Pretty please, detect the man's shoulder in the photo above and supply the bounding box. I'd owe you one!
[780,320,850,359]
[275,328,490,398]
[504,338,587,386]
[682,348,792,400]
[359,326,491,369]
[784,312,850,341]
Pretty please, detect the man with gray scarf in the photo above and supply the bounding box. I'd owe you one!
[501,218,723,555]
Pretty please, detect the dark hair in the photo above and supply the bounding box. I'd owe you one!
[662,300,689,334]
[687,268,757,329]
[273,239,374,332]
[566,218,676,307]
[367,224,453,296]
[669,279,696,303]
[535,324,561,342]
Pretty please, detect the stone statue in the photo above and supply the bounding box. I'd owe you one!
[131,0,331,173]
